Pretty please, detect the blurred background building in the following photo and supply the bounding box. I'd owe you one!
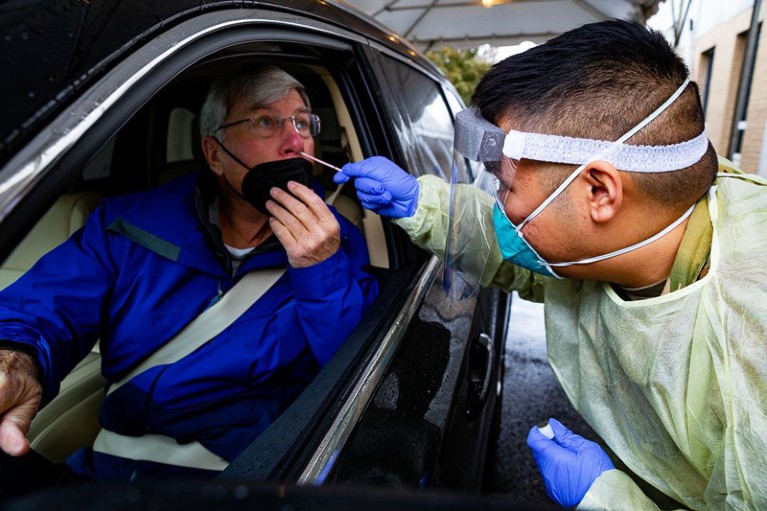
[649,0,765,174]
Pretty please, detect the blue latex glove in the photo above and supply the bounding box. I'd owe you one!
[333,156,419,218]
[527,418,615,509]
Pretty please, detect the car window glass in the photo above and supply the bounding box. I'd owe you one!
[376,56,456,180]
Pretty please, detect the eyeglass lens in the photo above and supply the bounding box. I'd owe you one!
[250,114,320,139]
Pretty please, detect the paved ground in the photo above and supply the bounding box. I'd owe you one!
[485,292,599,505]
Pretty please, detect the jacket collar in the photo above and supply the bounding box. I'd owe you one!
[109,171,287,277]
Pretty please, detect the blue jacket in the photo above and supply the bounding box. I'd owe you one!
[0,171,378,469]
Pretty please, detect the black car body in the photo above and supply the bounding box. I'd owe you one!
[0,0,529,507]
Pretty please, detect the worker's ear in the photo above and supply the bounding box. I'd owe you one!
[201,136,224,176]
[579,160,622,223]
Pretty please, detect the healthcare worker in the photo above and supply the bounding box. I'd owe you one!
[334,19,767,511]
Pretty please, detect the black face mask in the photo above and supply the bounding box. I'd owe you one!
[240,158,312,214]
[212,138,312,214]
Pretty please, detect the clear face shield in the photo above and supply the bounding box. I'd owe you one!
[444,109,513,301]
[446,79,711,298]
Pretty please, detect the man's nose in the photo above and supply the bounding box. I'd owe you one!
[279,128,305,154]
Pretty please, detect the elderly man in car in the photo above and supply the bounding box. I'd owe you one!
[0,65,378,486]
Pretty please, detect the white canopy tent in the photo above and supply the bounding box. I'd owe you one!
[343,0,667,51]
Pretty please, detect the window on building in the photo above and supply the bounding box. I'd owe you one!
[730,22,762,165]
[700,48,715,115]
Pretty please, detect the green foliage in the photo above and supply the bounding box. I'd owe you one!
[425,47,493,106]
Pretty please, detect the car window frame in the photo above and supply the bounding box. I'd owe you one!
[218,40,446,487]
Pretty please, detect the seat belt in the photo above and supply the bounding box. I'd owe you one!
[93,267,286,471]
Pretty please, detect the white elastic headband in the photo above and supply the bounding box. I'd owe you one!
[502,130,708,172]
[502,79,708,172]
[518,79,703,230]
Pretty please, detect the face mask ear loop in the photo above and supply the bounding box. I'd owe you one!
[210,137,251,172]
[548,202,696,268]
[516,78,690,232]
[209,137,251,201]
[516,161,588,231]
[615,78,689,144]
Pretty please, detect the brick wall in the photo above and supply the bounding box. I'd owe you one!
[692,6,765,173]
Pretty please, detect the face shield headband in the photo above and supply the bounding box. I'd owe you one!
[453,79,707,278]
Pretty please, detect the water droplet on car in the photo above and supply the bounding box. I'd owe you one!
[233,485,249,499]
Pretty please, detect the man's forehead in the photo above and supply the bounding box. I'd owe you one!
[248,103,310,113]
[231,90,308,114]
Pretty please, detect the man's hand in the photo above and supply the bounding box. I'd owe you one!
[267,181,341,268]
[0,349,42,457]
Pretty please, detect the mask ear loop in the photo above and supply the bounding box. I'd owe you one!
[617,78,690,144]
[515,160,587,232]
[548,202,695,268]
[515,79,691,232]
[209,136,252,201]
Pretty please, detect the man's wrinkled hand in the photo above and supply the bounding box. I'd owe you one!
[0,349,42,457]
[266,181,341,268]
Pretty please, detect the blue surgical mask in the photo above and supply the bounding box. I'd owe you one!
[492,202,562,278]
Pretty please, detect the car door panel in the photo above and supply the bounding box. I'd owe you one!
[314,45,505,491]
[220,260,428,483]
[328,262,479,487]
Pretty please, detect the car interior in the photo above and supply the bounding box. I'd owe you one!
[0,50,394,465]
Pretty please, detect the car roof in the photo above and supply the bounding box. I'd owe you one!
[0,0,436,168]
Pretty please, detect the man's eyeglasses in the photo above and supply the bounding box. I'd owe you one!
[215,113,321,139]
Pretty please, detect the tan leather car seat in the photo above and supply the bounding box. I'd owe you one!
[0,191,103,289]
[0,191,107,463]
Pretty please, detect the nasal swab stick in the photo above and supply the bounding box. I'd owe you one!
[301,151,344,173]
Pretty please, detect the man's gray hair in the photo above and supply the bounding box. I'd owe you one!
[199,65,311,138]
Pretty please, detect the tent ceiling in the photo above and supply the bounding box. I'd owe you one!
[344,0,665,51]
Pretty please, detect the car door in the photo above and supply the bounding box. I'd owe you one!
[320,47,508,491]
[0,1,508,497]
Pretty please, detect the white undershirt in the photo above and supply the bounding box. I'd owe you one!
[225,244,254,258]
[225,244,254,274]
